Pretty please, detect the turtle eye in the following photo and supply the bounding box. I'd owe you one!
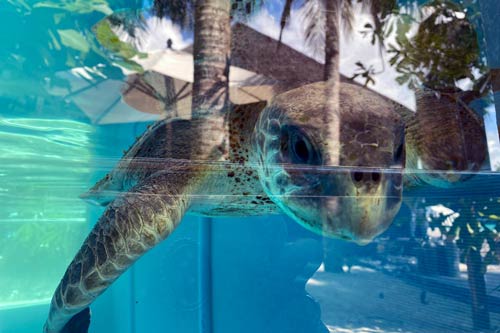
[294,136,310,161]
[281,126,320,165]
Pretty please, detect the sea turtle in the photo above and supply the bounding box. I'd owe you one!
[44,81,407,332]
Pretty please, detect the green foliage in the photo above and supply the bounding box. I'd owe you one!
[387,0,485,91]
[92,13,147,72]
[8,223,70,250]
[0,220,87,304]
[93,12,144,59]
[0,0,122,99]
[0,116,92,304]
[350,61,377,86]
[358,0,400,46]
[58,29,91,53]
[429,198,500,269]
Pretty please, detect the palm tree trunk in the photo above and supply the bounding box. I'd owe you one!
[324,0,341,83]
[192,0,231,159]
[466,248,491,329]
[193,0,231,117]
[322,0,341,163]
[164,76,179,117]
[322,0,342,265]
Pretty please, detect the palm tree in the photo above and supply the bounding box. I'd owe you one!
[153,0,231,161]
[192,0,231,115]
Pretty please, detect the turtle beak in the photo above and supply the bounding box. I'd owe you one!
[319,168,401,244]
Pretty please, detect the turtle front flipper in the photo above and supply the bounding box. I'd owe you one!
[43,172,191,333]
[402,88,487,188]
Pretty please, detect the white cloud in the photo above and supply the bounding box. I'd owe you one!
[488,139,500,169]
[484,105,500,170]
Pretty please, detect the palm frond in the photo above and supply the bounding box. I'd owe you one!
[301,0,355,56]
[359,0,398,45]
[278,0,295,45]
[279,0,356,52]
[105,9,150,50]
[107,10,148,37]
[302,0,325,56]
[152,0,195,29]
[341,0,354,32]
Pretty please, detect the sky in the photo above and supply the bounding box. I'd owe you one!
[132,1,500,169]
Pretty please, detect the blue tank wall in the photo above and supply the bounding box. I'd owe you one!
[84,216,327,333]
[87,215,327,333]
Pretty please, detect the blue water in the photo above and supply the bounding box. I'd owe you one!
[1,1,500,333]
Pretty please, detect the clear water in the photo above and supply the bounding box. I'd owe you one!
[1,1,500,333]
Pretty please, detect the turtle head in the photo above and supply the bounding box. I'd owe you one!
[253,82,404,244]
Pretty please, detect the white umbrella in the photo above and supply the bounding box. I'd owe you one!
[47,49,278,124]
[121,49,278,119]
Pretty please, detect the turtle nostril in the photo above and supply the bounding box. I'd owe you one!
[371,172,381,183]
[393,173,402,187]
[351,171,381,184]
[352,171,363,183]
